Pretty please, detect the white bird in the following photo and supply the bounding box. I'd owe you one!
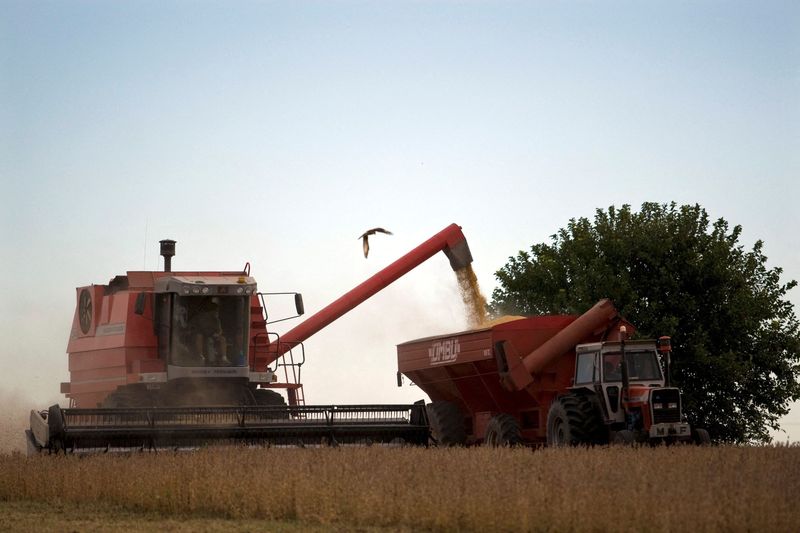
[358,227,393,258]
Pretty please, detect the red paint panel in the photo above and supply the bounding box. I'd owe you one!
[69,349,127,371]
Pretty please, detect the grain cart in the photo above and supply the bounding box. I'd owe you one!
[27,224,473,454]
[397,299,710,446]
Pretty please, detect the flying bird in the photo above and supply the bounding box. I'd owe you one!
[358,227,393,258]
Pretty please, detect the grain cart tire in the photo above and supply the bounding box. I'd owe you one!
[546,394,603,446]
[692,428,711,446]
[485,414,522,447]
[426,401,466,446]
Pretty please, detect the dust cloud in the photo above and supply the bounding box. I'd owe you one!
[0,391,37,453]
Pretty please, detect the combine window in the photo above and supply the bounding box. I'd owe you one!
[169,295,250,367]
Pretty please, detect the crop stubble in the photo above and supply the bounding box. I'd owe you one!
[1,445,797,532]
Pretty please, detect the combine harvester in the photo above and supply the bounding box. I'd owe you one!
[27,224,473,454]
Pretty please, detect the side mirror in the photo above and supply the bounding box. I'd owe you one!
[134,292,146,315]
[396,371,403,387]
[294,293,305,316]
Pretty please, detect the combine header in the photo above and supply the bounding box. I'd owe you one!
[27,224,473,454]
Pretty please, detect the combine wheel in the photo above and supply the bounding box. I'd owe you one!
[546,393,604,446]
[252,389,287,407]
[484,414,522,447]
[252,388,289,421]
[692,428,711,446]
[102,386,155,408]
[426,401,466,446]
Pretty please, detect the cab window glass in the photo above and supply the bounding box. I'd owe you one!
[575,352,597,384]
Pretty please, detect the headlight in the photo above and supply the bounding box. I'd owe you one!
[653,403,663,409]
[668,402,678,409]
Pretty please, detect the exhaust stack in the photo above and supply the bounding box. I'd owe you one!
[160,239,176,272]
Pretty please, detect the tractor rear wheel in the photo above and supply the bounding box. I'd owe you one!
[426,401,467,446]
[546,393,605,446]
[485,413,522,447]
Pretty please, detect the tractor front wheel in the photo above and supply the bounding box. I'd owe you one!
[613,429,635,445]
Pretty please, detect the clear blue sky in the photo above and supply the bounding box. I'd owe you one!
[1,1,798,441]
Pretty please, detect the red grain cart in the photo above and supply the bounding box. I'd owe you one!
[398,300,710,446]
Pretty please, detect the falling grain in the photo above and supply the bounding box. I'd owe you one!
[455,265,489,328]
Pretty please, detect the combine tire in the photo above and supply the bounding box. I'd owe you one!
[252,389,287,407]
[252,389,289,421]
[102,386,155,408]
[546,393,605,446]
[484,414,522,447]
[426,401,466,446]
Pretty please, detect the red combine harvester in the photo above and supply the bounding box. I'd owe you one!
[27,224,473,454]
[398,299,710,446]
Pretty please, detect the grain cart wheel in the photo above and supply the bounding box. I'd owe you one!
[485,414,522,447]
[692,428,711,446]
[546,394,603,446]
[426,401,467,446]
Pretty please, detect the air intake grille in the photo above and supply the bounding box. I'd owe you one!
[651,388,681,423]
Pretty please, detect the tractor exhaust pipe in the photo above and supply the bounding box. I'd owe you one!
[160,239,176,272]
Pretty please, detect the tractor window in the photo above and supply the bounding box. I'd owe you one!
[575,352,597,384]
[603,351,662,382]
[169,295,249,367]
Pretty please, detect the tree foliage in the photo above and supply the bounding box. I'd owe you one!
[491,203,800,443]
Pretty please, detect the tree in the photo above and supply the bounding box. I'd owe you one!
[491,203,800,443]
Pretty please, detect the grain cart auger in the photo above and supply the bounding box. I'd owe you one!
[397,299,711,446]
[27,224,473,454]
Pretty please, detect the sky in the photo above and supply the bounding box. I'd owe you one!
[1,1,798,442]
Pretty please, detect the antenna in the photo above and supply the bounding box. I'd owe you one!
[143,220,149,269]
